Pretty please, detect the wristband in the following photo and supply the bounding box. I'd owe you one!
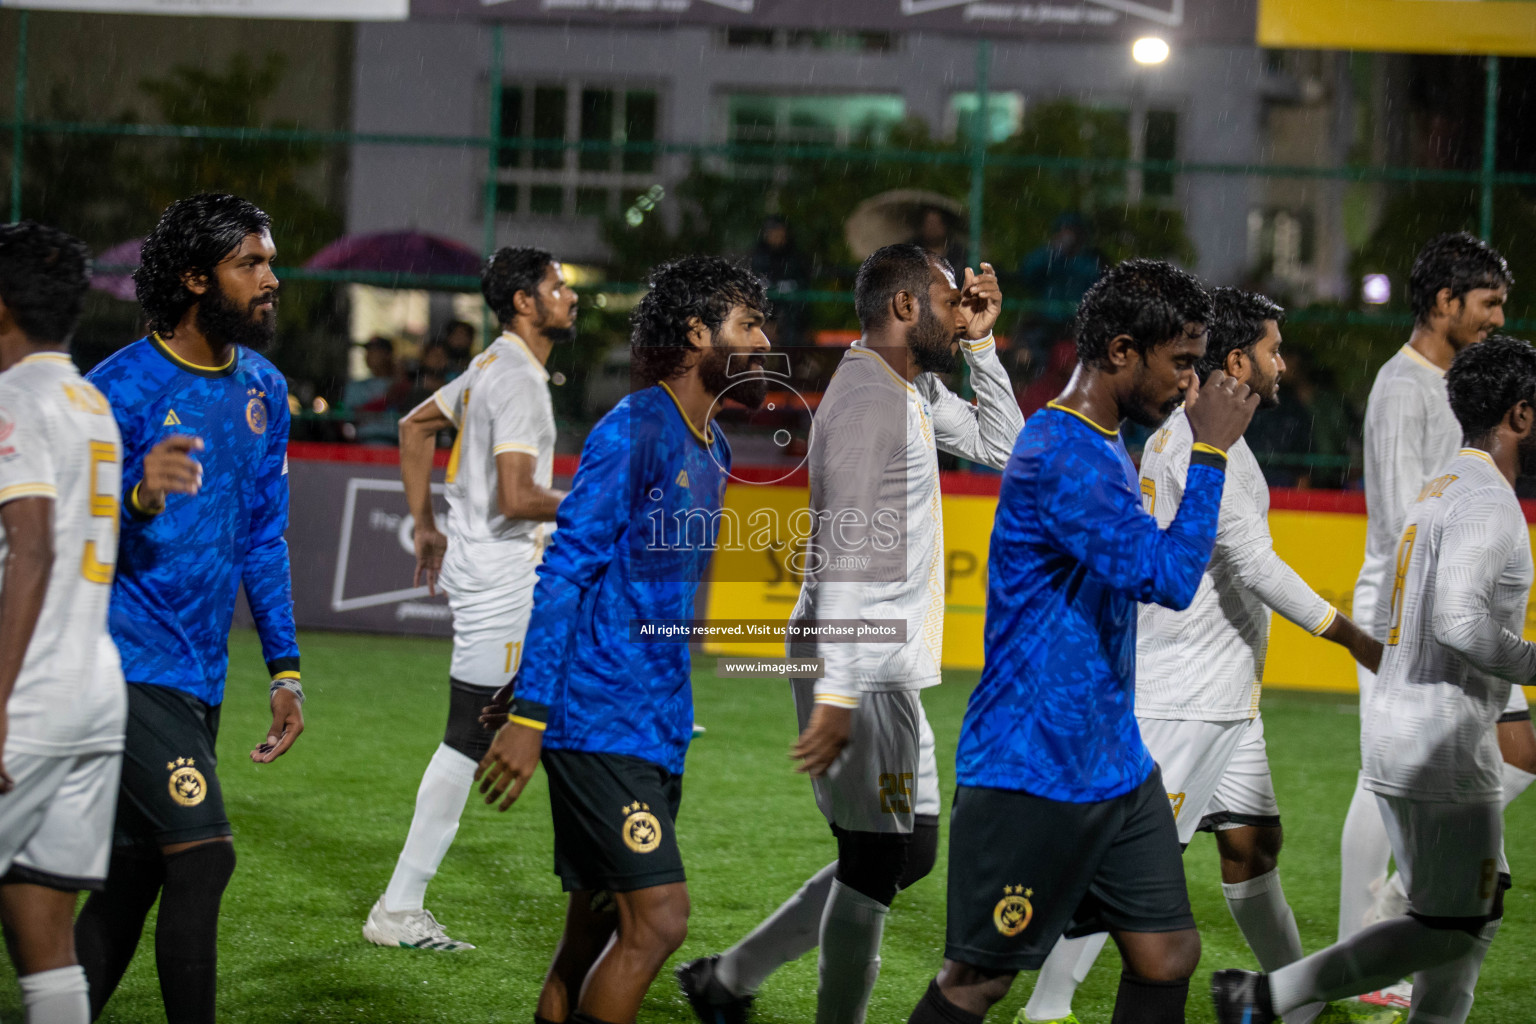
[1190,442,1228,460]
[270,677,305,706]
[127,481,165,518]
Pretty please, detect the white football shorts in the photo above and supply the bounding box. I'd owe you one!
[1138,715,1280,845]
[0,748,122,888]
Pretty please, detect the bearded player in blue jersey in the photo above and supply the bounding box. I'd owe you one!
[475,256,770,1024]
[905,260,1259,1024]
[73,194,303,1024]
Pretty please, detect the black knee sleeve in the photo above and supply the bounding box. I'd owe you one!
[444,677,498,760]
[1109,972,1190,1024]
[155,841,236,1024]
[897,818,939,892]
[908,978,984,1024]
[75,845,167,1019]
[833,826,912,907]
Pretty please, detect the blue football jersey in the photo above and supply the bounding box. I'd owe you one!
[956,404,1226,802]
[87,334,299,705]
[512,384,731,775]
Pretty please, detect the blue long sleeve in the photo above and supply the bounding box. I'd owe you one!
[242,387,299,678]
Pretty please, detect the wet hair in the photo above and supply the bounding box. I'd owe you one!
[0,221,91,344]
[1409,233,1512,326]
[1446,334,1536,443]
[135,193,271,336]
[630,256,768,387]
[481,247,555,326]
[854,243,951,333]
[1196,287,1284,380]
[1073,258,1212,370]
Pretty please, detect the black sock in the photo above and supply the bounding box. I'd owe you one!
[568,1013,623,1024]
[908,978,985,1024]
[154,842,235,1024]
[74,844,166,1020]
[1109,972,1190,1024]
[534,1017,562,1024]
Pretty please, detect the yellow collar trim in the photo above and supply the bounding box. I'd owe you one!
[1400,344,1446,378]
[153,332,236,373]
[18,352,71,365]
[658,381,715,446]
[1046,400,1119,438]
[1459,448,1512,489]
[502,331,551,383]
[846,344,916,393]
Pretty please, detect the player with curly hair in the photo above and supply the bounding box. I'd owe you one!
[363,247,577,953]
[73,193,303,1024]
[474,255,770,1024]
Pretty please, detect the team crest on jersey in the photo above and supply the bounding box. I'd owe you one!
[246,397,268,435]
[163,409,182,426]
[620,802,661,854]
[166,757,207,807]
[0,407,14,443]
[992,885,1034,937]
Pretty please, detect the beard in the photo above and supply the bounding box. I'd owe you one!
[535,295,577,344]
[195,278,277,351]
[1251,365,1282,410]
[909,297,960,375]
[698,334,768,409]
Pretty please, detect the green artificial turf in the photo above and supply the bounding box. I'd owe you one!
[2,629,1532,1022]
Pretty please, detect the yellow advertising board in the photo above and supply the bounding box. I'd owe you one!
[1258,0,1536,56]
[704,482,1536,700]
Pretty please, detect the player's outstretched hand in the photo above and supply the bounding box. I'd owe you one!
[1323,613,1384,674]
[959,263,1002,341]
[413,521,448,596]
[1184,368,1259,455]
[477,722,543,811]
[479,682,515,729]
[792,703,852,778]
[139,434,204,512]
[252,687,304,763]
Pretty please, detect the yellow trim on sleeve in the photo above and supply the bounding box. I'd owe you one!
[657,381,716,446]
[1309,605,1338,637]
[127,481,165,517]
[1045,400,1118,438]
[152,332,235,373]
[493,442,539,457]
[814,693,861,707]
[1191,442,1229,461]
[962,333,995,353]
[431,389,461,428]
[271,670,302,682]
[509,715,547,732]
[0,482,58,504]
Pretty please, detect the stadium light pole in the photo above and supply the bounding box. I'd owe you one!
[10,10,28,222]
[1480,54,1499,242]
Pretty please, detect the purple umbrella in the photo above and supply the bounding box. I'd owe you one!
[91,238,143,302]
[304,231,482,278]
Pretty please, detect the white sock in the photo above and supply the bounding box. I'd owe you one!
[716,860,837,997]
[19,965,89,1024]
[1408,916,1499,1024]
[383,743,476,913]
[1269,917,1474,1015]
[1338,771,1392,941]
[1222,870,1321,1024]
[815,879,888,1024]
[1024,932,1108,1021]
[1501,761,1535,808]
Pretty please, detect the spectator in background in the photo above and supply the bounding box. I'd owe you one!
[441,319,476,376]
[751,215,812,347]
[1015,212,1104,372]
[914,206,968,275]
[345,336,409,445]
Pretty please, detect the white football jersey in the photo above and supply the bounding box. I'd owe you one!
[1363,449,1536,804]
[793,336,1021,702]
[0,353,126,756]
[432,333,557,580]
[1356,345,1460,639]
[1135,410,1335,721]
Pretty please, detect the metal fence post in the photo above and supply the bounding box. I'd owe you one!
[483,23,504,258]
[1479,54,1498,242]
[10,11,29,222]
[968,38,991,270]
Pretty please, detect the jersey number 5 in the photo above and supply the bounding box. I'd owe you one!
[1386,525,1417,646]
[82,441,120,584]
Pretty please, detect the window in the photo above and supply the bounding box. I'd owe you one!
[726,93,906,151]
[949,92,1025,144]
[721,28,897,52]
[1142,110,1178,199]
[492,82,660,219]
